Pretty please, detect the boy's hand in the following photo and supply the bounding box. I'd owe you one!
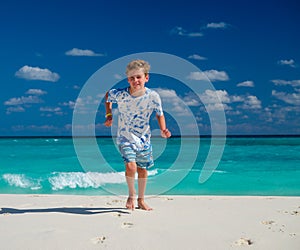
[104,116,113,127]
[161,129,171,138]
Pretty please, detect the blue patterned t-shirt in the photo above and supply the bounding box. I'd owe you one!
[107,87,163,150]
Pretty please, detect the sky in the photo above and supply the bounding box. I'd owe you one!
[1,0,300,136]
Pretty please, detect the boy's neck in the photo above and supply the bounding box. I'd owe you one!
[129,87,146,97]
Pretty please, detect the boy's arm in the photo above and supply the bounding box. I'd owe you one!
[156,114,171,138]
[104,92,113,127]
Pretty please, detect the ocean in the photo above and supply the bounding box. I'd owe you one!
[0,136,300,196]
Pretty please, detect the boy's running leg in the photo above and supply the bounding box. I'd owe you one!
[137,167,153,210]
[125,162,137,210]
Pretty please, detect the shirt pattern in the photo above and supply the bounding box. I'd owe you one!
[107,87,163,150]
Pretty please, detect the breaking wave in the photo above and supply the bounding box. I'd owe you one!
[1,169,159,191]
[2,174,42,190]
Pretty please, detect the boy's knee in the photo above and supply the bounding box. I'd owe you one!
[137,167,147,178]
[126,162,137,175]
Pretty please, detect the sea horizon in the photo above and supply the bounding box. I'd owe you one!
[1,134,300,138]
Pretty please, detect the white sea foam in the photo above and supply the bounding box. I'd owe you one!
[49,169,159,190]
[159,169,227,174]
[148,169,158,176]
[2,174,42,190]
[214,170,227,174]
[1,169,159,191]
[49,172,125,190]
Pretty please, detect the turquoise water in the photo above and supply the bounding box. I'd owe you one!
[0,137,300,196]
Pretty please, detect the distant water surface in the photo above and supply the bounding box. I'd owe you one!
[0,136,299,196]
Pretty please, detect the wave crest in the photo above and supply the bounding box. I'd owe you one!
[2,174,42,190]
[49,172,125,190]
[1,169,159,191]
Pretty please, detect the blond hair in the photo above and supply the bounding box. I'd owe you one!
[126,59,150,76]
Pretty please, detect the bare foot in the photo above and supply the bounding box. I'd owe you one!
[137,198,153,211]
[126,197,135,210]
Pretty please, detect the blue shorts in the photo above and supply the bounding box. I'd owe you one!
[118,144,154,169]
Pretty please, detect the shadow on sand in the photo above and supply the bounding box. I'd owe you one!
[0,206,130,215]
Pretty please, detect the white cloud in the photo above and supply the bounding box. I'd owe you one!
[15,66,60,82]
[155,88,196,116]
[65,123,107,134]
[4,95,43,106]
[25,89,47,95]
[183,97,200,106]
[237,80,254,87]
[155,88,178,98]
[40,107,62,112]
[206,103,230,111]
[160,88,262,113]
[271,79,300,88]
[198,89,231,111]
[40,107,63,116]
[184,90,245,110]
[230,95,244,102]
[154,88,203,135]
[188,54,207,60]
[263,103,300,127]
[65,48,105,57]
[202,89,230,103]
[188,70,229,81]
[12,125,60,132]
[241,95,262,109]
[60,101,75,109]
[226,110,242,116]
[6,106,25,114]
[277,59,296,68]
[4,89,45,114]
[72,95,100,114]
[206,22,229,29]
[272,90,300,105]
[170,26,203,37]
[187,72,207,81]
[176,89,257,113]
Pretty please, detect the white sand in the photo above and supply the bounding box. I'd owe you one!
[0,195,299,250]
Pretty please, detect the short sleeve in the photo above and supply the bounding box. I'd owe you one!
[151,91,164,116]
[107,89,119,103]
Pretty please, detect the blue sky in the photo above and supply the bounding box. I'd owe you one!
[1,0,300,136]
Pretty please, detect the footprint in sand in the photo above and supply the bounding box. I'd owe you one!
[234,237,253,246]
[112,213,122,218]
[261,220,275,226]
[261,220,285,233]
[91,236,106,244]
[106,199,123,206]
[122,222,133,229]
[278,208,300,216]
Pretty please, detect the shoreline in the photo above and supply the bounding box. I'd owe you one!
[1,194,299,250]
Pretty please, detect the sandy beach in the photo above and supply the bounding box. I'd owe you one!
[0,195,299,250]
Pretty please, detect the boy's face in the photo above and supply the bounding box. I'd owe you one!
[127,69,149,94]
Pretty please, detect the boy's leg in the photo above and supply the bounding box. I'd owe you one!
[137,167,152,210]
[125,162,137,210]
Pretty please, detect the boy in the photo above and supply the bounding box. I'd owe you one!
[104,59,171,210]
